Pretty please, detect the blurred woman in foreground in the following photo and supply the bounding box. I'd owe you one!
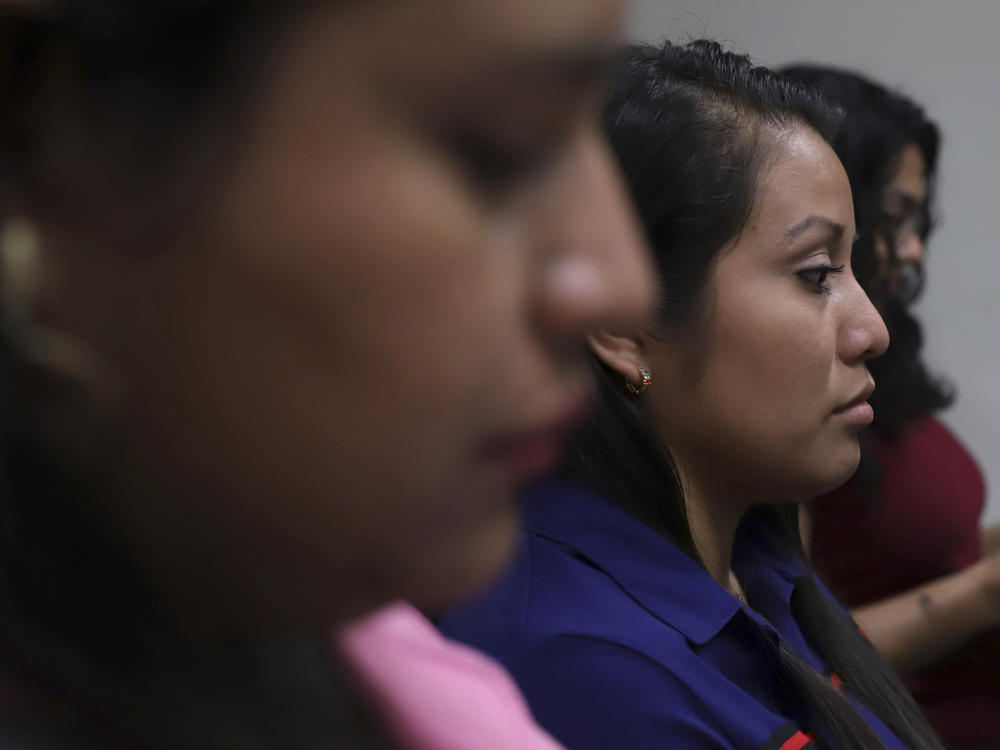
[0,1,652,747]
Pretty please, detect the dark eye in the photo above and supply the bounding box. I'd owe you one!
[797,264,846,296]
[441,129,553,195]
[879,208,932,242]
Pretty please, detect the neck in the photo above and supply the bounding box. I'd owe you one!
[675,463,750,595]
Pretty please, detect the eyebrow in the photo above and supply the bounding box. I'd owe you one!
[883,189,927,211]
[784,216,846,245]
[494,45,624,88]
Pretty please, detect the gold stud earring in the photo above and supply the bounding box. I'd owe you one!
[625,367,653,396]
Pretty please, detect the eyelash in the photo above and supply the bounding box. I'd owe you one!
[443,130,553,194]
[797,264,846,296]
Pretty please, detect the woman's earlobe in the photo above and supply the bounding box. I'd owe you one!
[587,330,648,390]
[625,368,653,396]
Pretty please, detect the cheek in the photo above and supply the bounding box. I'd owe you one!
[703,293,860,495]
[705,293,834,436]
[873,235,891,268]
[211,133,527,471]
[132,130,536,605]
[653,286,847,496]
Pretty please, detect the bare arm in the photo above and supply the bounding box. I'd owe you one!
[982,523,1000,557]
[851,555,1000,676]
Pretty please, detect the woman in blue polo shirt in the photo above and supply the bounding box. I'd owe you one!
[440,41,945,750]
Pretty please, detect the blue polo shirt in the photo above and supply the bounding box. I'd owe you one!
[439,478,909,749]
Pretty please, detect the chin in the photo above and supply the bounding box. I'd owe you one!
[816,448,862,495]
[411,501,520,616]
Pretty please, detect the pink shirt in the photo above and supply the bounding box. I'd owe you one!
[337,601,564,750]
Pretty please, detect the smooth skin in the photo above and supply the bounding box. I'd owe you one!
[26,0,654,636]
[592,125,887,592]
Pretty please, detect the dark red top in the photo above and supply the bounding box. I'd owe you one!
[813,414,998,749]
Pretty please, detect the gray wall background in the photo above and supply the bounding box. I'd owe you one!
[628,1,1000,525]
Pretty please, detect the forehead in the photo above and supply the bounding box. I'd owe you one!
[332,0,627,69]
[885,143,928,203]
[264,0,629,124]
[243,0,627,149]
[744,127,854,243]
[416,0,627,43]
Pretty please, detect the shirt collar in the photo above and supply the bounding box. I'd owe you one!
[522,477,741,645]
[734,509,808,583]
[522,478,810,646]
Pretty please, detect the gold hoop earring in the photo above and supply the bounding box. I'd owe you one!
[625,367,652,396]
[0,218,42,318]
[0,219,106,391]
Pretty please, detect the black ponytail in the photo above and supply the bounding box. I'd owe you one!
[761,504,944,749]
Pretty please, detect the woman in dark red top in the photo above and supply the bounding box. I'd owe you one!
[783,66,1000,749]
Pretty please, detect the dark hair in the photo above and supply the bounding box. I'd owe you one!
[780,66,952,495]
[564,40,943,750]
[0,4,389,748]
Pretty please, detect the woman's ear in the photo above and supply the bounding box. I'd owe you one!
[588,330,646,388]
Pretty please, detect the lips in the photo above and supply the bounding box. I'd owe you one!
[482,397,588,484]
[831,379,876,427]
[834,380,875,414]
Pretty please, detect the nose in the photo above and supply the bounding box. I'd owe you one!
[838,277,890,364]
[531,129,656,340]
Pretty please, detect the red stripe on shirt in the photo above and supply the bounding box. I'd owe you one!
[779,731,816,750]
